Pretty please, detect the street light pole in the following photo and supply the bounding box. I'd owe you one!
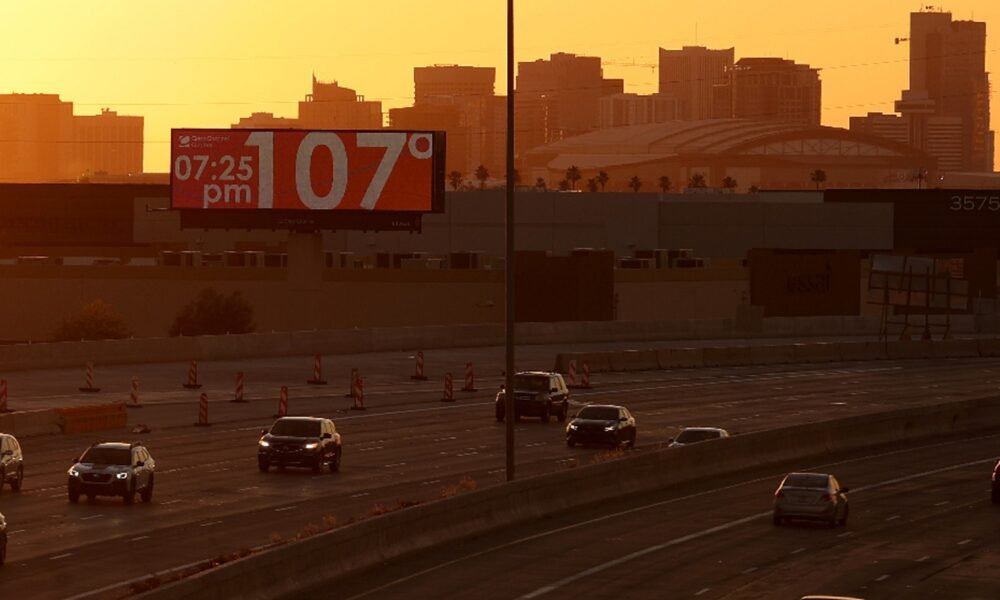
[504,0,516,482]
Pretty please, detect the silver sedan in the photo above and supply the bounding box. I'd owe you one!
[773,472,849,527]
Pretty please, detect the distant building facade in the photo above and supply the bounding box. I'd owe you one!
[298,76,383,130]
[599,93,679,129]
[716,58,822,126]
[658,46,734,120]
[516,52,624,158]
[0,94,142,182]
[231,112,299,129]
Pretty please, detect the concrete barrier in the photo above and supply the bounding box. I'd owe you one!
[886,340,935,360]
[609,350,660,372]
[933,339,981,359]
[0,409,61,437]
[657,347,705,369]
[837,341,887,362]
[55,403,128,434]
[792,342,841,364]
[749,345,796,366]
[136,394,1000,600]
[702,345,753,368]
[576,352,613,374]
[978,337,1000,358]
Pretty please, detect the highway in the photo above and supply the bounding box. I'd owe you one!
[0,343,999,599]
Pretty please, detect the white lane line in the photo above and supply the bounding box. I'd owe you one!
[456,452,479,457]
[421,480,441,486]
[742,567,758,574]
[886,514,901,521]
[487,468,505,475]
[934,500,950,506]
[50,553,73,560]
[695,588,711,596]
[875,574,890,582]
[384,463,406,468]
[238,486,259,492]
[161,499,182,505]
[351,492,370,498]
[9,529,26,536]
[80,514,104,521]
[958,538,972,545]
[275,506,297,513]
[200,521,222,527]
[209,467,229,473]
[917,555,931,562]
[791,547,805,555]
[837,531,854,538]
[131,535,150,542]
[49,493,63,499]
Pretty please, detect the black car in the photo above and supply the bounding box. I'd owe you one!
[992,460,1000,504]
[0,511,7,566]
[495,371,570,423]
[67,441,155,504]
[0,433,24,492]
[258,416,342,473]
[566,404,637,449]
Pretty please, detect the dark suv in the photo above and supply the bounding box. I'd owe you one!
[0,433,24,492]
[67,441,155,505]
[495,371,570,423]
[258,417,342,473]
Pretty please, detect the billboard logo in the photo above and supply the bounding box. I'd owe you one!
[178,135,191,148]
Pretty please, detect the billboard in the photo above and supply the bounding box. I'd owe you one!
[170,128,445,231]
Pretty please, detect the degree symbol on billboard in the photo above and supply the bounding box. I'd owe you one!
[408,133,433,160]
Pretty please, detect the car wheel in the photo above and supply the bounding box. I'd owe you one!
[141,475,154,504]
[541,405,551,424]
[330,448,341,473]
[11,467,23,492]
[123,480,136,505]
[68,488,80,504]
[258,458,270,473]
[627,432,636,449]
[772,513,782,526]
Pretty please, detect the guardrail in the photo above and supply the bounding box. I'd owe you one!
[555,338,1000,374]
[135,394,1000,600]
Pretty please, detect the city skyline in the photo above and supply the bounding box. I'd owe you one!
[1,0,997,172]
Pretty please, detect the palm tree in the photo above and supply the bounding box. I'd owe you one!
[721,176,738,190]
[688,172,707,188]
[748,185,760,193]
[596,170,609,192]
[809,169,827,190]
[448,170,463,191]
[586,178,599,192]
[474,165,489,190]
[628,176,642,192]
[658,175,672,193]
[535,177,547,191]
[558,179,571,191]
[565,165,582,191]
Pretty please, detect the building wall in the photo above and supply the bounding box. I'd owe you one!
[658,46,734,120]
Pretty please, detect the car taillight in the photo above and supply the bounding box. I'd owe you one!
[820,493,832,502]
[775,490,784,498]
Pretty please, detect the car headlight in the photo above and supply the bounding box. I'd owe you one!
[69,468,81,477]
[116,472,129,480]
[568,423,578,431]
[604,425,616,432]
[259,440,270,447]
[304,442,319,449]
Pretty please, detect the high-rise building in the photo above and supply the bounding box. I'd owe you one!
[0,94,142,181]
[599,93,679,129]
[516,52,624,158]
[849,112,911,146]
[899,9,992,171]
[658,46,734,120]
[718,58,822,126]
[298,76,383,130]
[231,112,299,129]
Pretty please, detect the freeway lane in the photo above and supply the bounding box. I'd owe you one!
[2,354,1000,598]
[316,433,1000,600]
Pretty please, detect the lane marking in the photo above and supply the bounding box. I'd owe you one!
[275,506,297,513]
[80,514,104,521]
[935,500,950,506]
[917,555,931,562]
[487,468,505,475]
[161,499,182,505]
[875,574,890,582]
[351,493,370,498]
[421,480,441,486]
[238,486,259,492]
[9,529,26,536]
[742,566,758,574]
[384,463,406,468]
[886,515,901,521]
[50,553,73,560]
[958,538,972,545]
[837,531,854,538]
[200,520,222,527]
[131,535,150,542]
[695,588,711,596]
[791,547,805,554]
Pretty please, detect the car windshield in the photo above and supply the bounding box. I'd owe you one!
[783,474,829,489]
[81,447,131,465]
[270,420,322,437]
[576,406,620,420]
[514,375,549,392]
[675,429,720,443]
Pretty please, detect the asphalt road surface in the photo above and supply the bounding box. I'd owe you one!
[1,344,999,599]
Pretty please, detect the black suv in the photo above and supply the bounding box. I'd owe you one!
[0,433,24,492]
[495,371,570,423]
[566,404,637,449]
[67,441,155,505]
[258,417,342,473]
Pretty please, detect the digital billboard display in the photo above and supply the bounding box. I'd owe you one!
[170,128,444,230]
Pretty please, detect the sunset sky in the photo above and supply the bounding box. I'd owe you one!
[1,0,997,172]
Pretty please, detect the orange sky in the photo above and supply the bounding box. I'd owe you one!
[1,0,997,172]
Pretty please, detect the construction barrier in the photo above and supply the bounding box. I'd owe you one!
[566,360,578,386]
[307,354,328,385]
[79,362,100,393]
[231,371,246,403]
[0,379,8,412]
[441,373,455,402]
[462,362,477,392]
[183,360,202,389]
[195,393,211,426]
[275,386,289,418]
[55,403,127,434]
[410,351,428,381]
[128,377,142,408]
[345,368,359,398]
[580,362,592,389]
[351,377,365,411]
